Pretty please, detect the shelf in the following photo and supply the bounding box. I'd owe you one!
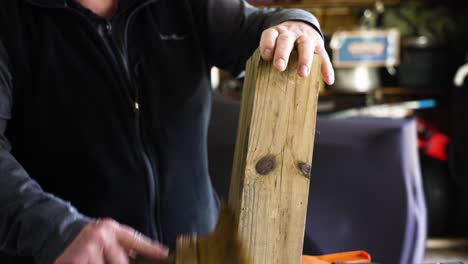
[320,87,447,97]
[373,87,446,96]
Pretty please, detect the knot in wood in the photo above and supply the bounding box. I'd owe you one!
[298,162,311,179]
[255,156,276,175]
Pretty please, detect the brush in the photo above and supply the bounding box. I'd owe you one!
[132,201,250,264]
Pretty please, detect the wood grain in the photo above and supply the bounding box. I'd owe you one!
[229,49,322,264]
[175,236,198,264]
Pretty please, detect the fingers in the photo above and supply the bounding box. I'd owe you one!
[296,35,315,77]
[259,28,279,61]
[88,219,126,264]
[117,224,169,259]
[273,31,296,72]
[259,21,335,83]
[317,45,335,85]
[104,242,130,264]
[54,218,168,264]
[86,242,104,264]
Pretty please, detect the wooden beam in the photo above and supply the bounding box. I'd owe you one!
[229,50,322,263]
[174,236,197,264]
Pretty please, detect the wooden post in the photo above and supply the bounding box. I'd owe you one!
[229,49,322,264]
[135,50,321,264]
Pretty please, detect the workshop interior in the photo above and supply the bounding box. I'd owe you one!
[209,0,468,263]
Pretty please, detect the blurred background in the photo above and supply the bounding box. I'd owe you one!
[210,0,468,263]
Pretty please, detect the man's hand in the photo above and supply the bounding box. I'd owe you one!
[259,21,335,84]
[55,219,169,264]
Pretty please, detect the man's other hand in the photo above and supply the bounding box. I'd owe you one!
[54,219,169,264]
[259,21,334,84]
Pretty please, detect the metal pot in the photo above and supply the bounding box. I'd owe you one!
[330,66,381,93]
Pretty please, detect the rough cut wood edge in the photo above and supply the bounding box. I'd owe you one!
[175,236,198,264]
[229,49,322,264]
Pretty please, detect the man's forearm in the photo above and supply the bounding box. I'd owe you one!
[0,152,90,263]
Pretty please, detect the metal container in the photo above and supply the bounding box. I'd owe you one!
[330,66,381,93]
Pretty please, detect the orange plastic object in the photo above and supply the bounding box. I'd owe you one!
[302,250,371,264]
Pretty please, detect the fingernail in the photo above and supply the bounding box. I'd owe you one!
[276,58,286,70]
[300,65,309,76]
[263,48,272,58]
[327,72,335,85]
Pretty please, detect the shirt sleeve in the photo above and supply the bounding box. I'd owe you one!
[191,0,323,75]
[0,40,91,264]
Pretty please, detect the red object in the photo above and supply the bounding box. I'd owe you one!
[417,119,449,161]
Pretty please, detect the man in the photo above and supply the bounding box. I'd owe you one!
[0,0,334,263]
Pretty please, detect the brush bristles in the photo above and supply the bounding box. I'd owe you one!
[197,201,250,264]
[131,201,250,264]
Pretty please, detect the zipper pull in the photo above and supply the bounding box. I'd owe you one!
[134,102,140,112]
[106,22,112,35]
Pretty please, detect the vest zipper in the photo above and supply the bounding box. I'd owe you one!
[123,0,165,244]
[105,2,164,243]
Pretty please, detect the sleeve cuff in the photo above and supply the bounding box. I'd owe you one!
[263,8,324,39]
[35,210,91,264]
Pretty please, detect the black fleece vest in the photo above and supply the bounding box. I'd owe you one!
[0,0,219,256]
